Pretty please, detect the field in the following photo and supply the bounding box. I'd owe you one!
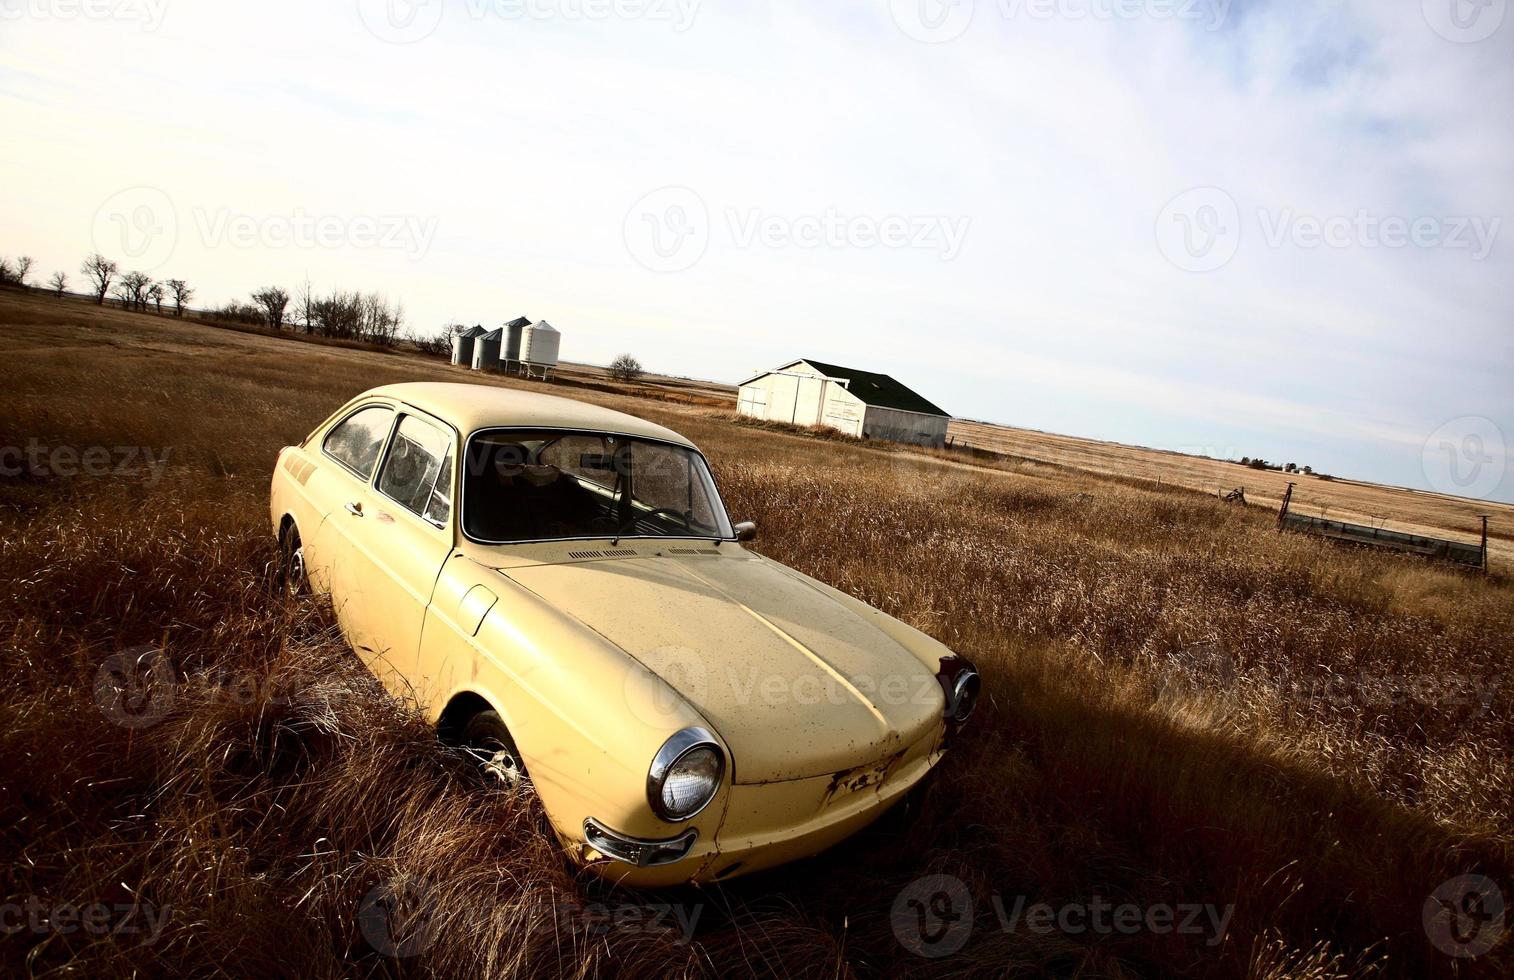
[1,287,1511,978]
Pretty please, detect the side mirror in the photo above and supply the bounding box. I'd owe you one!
[733,521,757,542]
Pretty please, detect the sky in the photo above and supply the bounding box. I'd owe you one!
[3,0,1511,503]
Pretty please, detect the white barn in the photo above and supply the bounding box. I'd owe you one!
[737,359,951,448]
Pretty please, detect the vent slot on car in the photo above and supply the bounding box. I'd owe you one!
[568,551,606,560]
[669,548,721,556]
[603,549,639,557]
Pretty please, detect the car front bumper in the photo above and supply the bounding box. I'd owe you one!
[580,725,944,887]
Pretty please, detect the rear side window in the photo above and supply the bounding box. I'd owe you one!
[323,405,394,480]
[378,414,454,526]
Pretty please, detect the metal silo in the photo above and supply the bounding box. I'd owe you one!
[451,325,485,366]
[503,316,530,368]
[472,327,504,371]
[520,320,560,378]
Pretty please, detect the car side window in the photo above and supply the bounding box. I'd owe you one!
[323,405,394,480]
[377,414,454,526]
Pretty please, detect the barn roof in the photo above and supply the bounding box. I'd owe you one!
[744,359,949,418]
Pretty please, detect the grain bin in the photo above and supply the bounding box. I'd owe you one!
[451,325,485,366]
[520,320,560,377]
[503,316,530,366]
[471,327,504,371]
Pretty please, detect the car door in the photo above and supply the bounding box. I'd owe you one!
[338,409,458,696]
[308,402,398,602]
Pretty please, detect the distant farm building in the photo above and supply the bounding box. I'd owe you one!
[737,359,951,448]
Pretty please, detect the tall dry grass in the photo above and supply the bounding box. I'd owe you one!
[1,290,1510,977]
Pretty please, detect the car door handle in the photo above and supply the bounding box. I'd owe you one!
[345,502,364,517]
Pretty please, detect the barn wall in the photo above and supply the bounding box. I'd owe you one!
[862,407,949,448]
[738,371,865,437]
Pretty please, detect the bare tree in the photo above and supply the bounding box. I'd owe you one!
[251,286,291,331]
[295,275,315,333]
[0,258,11,284]
[81,253,118,304]
[609,353,644,383]
[165,279,193,316]
[149,282,165,315]
[48,271,67,297]
[13,256,33,287]
[115,271,152,311]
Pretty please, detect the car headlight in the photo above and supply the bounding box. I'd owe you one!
[950,668,981,724]
[647,727,724,822]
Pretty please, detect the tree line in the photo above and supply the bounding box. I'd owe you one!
[3,251,408,347]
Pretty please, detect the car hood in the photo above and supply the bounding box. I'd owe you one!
[501,554,944,783]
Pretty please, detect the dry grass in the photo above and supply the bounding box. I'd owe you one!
[1,289,1510,978]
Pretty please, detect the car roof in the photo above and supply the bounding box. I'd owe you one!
[364,382,697,449]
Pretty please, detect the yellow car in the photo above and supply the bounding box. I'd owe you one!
[270,382,979,885]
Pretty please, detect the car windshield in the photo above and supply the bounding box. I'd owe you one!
[462,429,734,543]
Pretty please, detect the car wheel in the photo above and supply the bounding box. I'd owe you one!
[462,710,529,790]
[281,526,307,597]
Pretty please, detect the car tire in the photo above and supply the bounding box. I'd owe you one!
[281,525,307,597]
[462,710,529,790]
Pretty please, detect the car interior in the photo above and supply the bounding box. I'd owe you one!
[461,430,728,543]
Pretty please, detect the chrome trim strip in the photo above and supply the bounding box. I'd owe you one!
[582,818,697,867]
